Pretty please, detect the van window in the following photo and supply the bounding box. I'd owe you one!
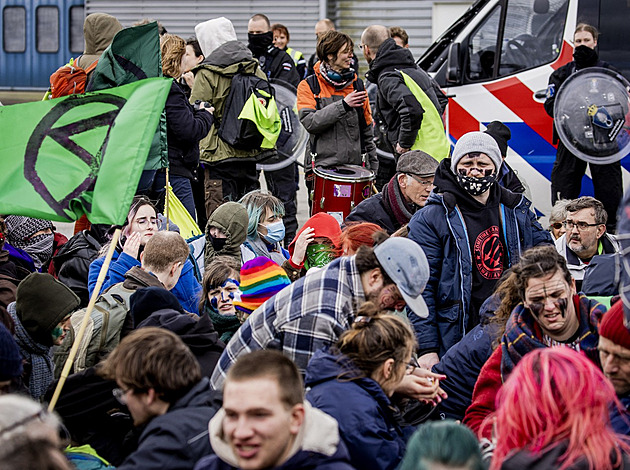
[466,5,501,81]
[599,0,630,80]
[37,6,59,53]
[3,6,26,53]
[499,0,568,76]
[69,6,85,54]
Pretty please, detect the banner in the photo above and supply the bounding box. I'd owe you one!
[0,78,172,225]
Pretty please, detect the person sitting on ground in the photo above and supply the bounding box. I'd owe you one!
[99,328,220,470]
[463,245,607,435]
[548,199,570,241]
[489,347,630,469]
[8,273,80,400]
[597,300,630,435]
[284,213,342,281]
[232,257,291,324]
[305,301,434,470]
[337,222,386,256]
[205,202,249,269]
[200,256,242,343]
[240,190,289,266]
[399,420,484,470]
[346,150,439,234]
[212,235,443,412]
[195,350,355,470]
[555,196,619,292]
[88,196,201,313]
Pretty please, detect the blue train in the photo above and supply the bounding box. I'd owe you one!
[0,0,84,89]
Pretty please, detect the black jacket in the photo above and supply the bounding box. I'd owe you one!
[165,79,214,179]
[118,377,220,470]
[345,192,398,234]
[52,230,102,307]
[366,39,448,150]
[255,46,300,88]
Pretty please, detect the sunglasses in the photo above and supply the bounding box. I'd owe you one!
[550,222,564,230]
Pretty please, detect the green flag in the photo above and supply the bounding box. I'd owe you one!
[0,78,172,225]
[88,21,168,171]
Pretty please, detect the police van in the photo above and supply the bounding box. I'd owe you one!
[418,0,630,216]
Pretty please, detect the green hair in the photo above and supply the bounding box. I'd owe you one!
[399,421,484,470]
[238,190,285,240]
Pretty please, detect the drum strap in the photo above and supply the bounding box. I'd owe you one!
[305,74,369,168]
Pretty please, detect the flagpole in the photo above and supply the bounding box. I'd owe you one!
[165,167,170,231]
[48,228,121,412]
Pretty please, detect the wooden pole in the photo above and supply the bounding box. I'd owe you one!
[165,167,170,231]
[48,228,121,412]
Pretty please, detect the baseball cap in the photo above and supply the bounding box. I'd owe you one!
[373,237,430,318]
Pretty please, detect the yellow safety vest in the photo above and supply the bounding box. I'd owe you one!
[286,47,305,65]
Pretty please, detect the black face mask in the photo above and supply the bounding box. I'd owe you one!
[248,32,273,56]
[209,234,227,253]
[456,173,497,196]
[573,45,598,69]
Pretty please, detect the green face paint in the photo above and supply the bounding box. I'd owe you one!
[51,325,65,342]
[305,243,336,269]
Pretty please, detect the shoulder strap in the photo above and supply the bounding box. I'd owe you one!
[305,74,322,166]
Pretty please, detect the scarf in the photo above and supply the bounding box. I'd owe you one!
[8,303,53,400]
[319,62,355,90]
[204,303,241,344]
[501,294,604,379]
[4,216,54,270]
[382,176,415,226]
[242,237,288,266]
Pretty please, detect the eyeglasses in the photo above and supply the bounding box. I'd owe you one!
[406,357,421,373]
[407,174,434,187]
[134,217,159,229]
[563,220,601,231]
[112,387,131,405]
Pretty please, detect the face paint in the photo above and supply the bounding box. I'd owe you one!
[305,243,336,269]
[528,297,568,318]
[51,325,65,342]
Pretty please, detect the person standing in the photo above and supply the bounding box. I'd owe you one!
[248,13,300,244]
[272,24,307,79]
[544,23,621,232]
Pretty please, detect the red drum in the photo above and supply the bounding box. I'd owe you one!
[311,165,375,222]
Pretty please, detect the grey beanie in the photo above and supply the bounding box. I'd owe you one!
[450,131,502,173]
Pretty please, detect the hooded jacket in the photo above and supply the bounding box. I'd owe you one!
[407,159,552,355]
[77,13,122,69]
[190,39,274,164]
[365,38,447,151]
[297,61,377,171]
[204,202,248,267]
[305,348,414,470]
[194,400,355,470]
[117,377,220,470]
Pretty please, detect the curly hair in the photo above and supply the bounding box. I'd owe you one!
[160,34,186,78]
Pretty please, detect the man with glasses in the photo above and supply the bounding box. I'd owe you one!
[101,328,219,469]
[346,150,438,234]
[408,131,552,369]
[555,196,619,292]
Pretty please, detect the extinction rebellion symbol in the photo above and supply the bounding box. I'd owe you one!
[23,94,126,218]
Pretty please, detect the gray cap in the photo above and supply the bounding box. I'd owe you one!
[450,131,502,173]
[396,150,439,178]
[374,237,430,318]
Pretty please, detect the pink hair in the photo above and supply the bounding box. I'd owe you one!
[489,347,629,470]
[337,222,385,256]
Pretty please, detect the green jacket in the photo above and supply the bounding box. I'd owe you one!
[190,41,275,164]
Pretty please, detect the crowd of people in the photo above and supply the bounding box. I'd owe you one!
[1,11,629,470]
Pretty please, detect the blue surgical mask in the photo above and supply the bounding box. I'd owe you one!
[260,220,285,244]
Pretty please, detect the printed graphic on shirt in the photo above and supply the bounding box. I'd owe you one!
[474,225,504,279]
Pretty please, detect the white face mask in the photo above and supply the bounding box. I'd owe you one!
[259,220,285,244]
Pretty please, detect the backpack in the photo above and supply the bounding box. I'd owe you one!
[53,284,135,377]
[49,57,98,99]
[217,68,281,150]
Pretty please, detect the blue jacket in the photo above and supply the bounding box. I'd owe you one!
[305,348,414,470]
[610,394,630,435]
[87,250,201,314]
[408,161,552,355]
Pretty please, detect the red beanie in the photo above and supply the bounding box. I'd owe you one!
[599,300,630,350]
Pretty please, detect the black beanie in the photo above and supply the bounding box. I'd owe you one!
[16,273,81,346]
[484,121,511,158]
[129,286,184,328]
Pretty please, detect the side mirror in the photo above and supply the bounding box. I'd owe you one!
[446,43,461,84]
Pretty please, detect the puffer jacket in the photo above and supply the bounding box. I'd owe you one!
[305,348,414,470]
[407,159,552,355]
[297,61,377,171]
[190,40,275,164]
[365,38,447,151]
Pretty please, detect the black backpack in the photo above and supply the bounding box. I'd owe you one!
[217,69,277,150]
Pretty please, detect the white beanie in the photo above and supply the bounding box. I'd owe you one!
[450,131,502,173]
[195,17,237,57]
